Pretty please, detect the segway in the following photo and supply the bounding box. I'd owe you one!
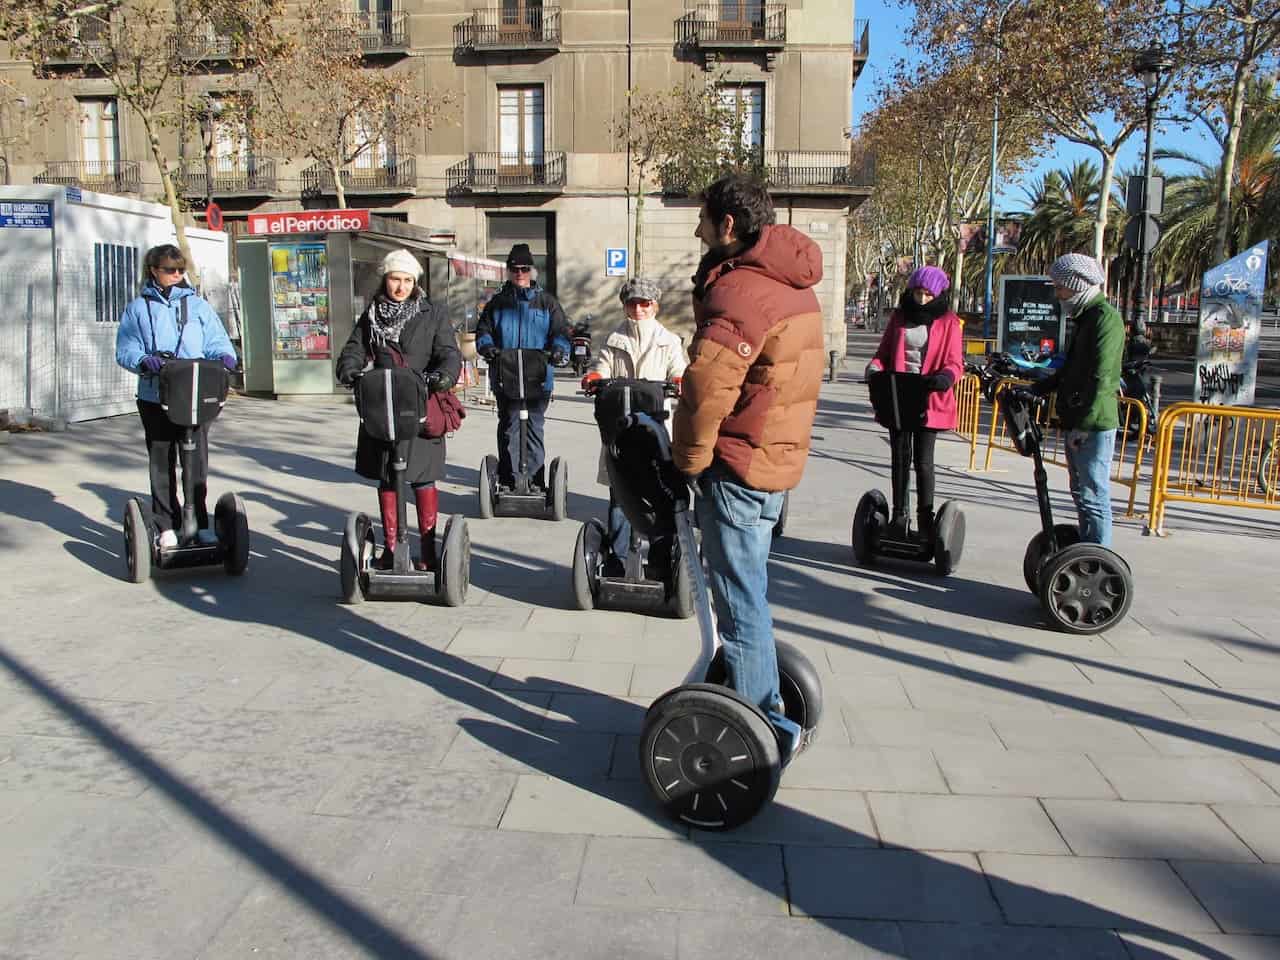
[851,371,965,575]
[1001,387,1134,634]
[572,378,693,618]
[477,348,568,521]
[608,408,822,830]
[122,356,249,583]
[339,367,469,607]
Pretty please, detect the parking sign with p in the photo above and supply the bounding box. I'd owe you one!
[606,247,628,277]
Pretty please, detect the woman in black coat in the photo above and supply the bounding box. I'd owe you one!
[336,249,462,571]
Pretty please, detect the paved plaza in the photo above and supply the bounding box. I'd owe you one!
[2,371,1280,959]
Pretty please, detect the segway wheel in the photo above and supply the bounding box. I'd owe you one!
[123,499,151,584]
[851,489,887,566]
[772,490,789,539]
[932,502,966,576]
[571,520,601,611]
[639,683,781,830]
[478,455,497,519]
[549,457,568,521]
[704,639,824,735]
[1021,524,1081,595]
[1038,543,1134,636]
[438,516,470,608]
[669,536,695,620]
[340,512,372,604]
[216,492,250,576]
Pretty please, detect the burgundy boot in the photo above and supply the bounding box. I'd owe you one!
[413,485,439,572]
[378,488,398,570]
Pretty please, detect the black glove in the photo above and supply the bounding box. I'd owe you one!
[478,344,499,362]
[550,350,569,368]
[425,369,453,392]
[922,372,954,392]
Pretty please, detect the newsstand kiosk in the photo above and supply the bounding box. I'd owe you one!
[237,209,454,396]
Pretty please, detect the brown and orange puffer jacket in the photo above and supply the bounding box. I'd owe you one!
[672,223,825,491]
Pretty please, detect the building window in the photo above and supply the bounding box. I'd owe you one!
[717,1,765,39]
[501,0,543,34]
[210,96,251,169]
[94,242,138,324]
[717,83,764,153]
[498,84,544,169]
[79,98,119,169]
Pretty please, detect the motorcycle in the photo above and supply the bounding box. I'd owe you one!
[570,316,593,377]
[1119,357,1156,437]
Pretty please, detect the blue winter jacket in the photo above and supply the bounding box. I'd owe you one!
[115,281,235,403]
[474,282,570,392]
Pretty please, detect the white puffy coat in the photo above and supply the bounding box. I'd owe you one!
[591,317,688,485]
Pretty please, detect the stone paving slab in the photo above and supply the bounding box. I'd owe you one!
[1120,931,1280,959]
[1044,798,1259,861]
[869,792,1069,854]
[898,922,1130,959]
[1212,803,1280,862]
[933,745,1117,798]
[1089,754,1280,803]
[498,773,684,839]
[1172,861,1280,934]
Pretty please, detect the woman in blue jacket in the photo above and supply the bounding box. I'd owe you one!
[115,244,237,548]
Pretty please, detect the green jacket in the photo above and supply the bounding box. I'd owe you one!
[1040,293,1123,431]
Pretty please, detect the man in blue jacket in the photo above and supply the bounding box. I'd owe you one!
[115,244,237,548]
[474,243,571,489]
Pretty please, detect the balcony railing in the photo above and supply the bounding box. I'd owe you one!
[170,31,245,62]
[454,5,562,52]
[329,12,409,53]
[853,18,870,76]
[676,3,786,48]
[300,156,417,196]
[446,152,567,193]
[34,160,141,195]
[763,150,875,193]
[181,157,278,197]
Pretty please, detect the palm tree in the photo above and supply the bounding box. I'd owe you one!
[1016,160,1121,274]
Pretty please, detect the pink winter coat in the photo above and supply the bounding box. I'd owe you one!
[866,310,964,430]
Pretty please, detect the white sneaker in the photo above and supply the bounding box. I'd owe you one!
[196,528,218,545]
[158,529,179,549]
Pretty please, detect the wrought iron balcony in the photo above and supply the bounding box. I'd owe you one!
[763,150,875,194]
[300,156,417,196]
[33,160,141,195]
[446,152,567,194]
[181,157,278,198]
[170,31,246,62]
[676,3,786,49]
[330,11,409,54]
[454,5,562,53]
[853,18,870,78]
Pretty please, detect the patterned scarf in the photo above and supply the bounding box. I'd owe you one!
[369,291,420,347]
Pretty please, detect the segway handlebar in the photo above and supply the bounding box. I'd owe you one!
[579,377,681,399]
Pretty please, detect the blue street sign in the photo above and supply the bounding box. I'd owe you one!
[606,247,628,277]
[65,186,82,203]
[0,200,53,229]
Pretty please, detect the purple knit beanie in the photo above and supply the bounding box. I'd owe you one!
[906,265,950,296]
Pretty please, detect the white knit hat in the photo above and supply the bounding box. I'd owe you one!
[1050,253,1105,293]
[380,248,422,281]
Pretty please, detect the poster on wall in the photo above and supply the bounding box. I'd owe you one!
[1193,241,1268,406]
[269,241,330,360]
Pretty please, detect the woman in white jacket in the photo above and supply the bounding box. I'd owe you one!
[581,277,688,576]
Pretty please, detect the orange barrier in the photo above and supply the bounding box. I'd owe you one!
[983,380,1150,517]
[952,373,982,470]
[1146,402,1280,534]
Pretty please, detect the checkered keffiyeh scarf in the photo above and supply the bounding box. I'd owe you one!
[369,292,419,347]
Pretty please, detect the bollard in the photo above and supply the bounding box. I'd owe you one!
[1151,375,1163,422]
[828,350,839,383]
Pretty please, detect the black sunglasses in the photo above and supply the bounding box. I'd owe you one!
[510,265,533,273]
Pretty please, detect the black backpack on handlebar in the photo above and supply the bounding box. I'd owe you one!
[158,359,229,427]
[492,349,550,403]
[592,379,668,448]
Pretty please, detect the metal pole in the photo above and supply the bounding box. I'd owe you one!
[983,3,1013,340]
[1133,88,1156,327]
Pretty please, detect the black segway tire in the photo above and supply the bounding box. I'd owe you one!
[571,521,599,611]
[217,492,250,576]
[852,489,887,566]
[1038,542,1134,636]
[478,455,497,519]
[123,498,151,584]
[704,640,823,735]
[639,683,781,830]
[933,502,965,576]
[1021,524,1081,595]
[438,516,470,607]
[549,457,568,521]
[669,535,695,620]
[772,490,789,539]
[340,512,370,604]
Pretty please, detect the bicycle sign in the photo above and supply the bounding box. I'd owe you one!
[1195,241,1268,407]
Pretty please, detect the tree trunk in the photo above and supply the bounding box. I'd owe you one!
[144,119,200,287]
[1213,60,1251,264]
[633,180,645,276]
[1093,148,1118,269]
[331,160,347,209]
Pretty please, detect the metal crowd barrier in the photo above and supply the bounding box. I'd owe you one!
[1147,402,1280,535]
[952,373,982,470]
[982,379,1150,517]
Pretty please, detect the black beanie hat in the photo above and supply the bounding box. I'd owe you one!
[506,243,535,268]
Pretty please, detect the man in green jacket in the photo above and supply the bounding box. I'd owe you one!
[1031,253,1124,546]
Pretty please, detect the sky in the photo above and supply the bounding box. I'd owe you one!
[850,0,1220,212]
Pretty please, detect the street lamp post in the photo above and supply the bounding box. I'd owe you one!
[195,97,221,211]
[1132,42,1172,327]
[983,0,1023,340]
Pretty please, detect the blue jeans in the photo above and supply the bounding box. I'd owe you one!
[1064,428,1115,546]
[496,397,548,486]
[696,467,784,713]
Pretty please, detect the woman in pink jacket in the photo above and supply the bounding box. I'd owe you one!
[865,265,964,539]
